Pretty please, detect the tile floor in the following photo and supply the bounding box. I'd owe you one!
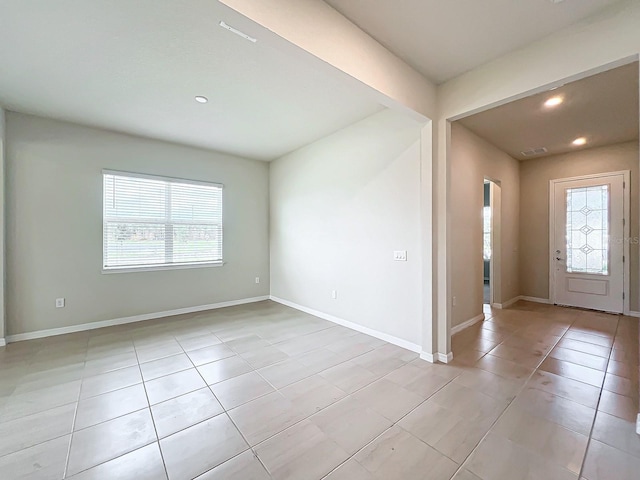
[0,300,638,480]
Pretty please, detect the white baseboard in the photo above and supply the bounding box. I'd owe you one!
[492,296,520,309]
[419,351,452,364]
[493,295,550,309]
[420,351,435,363]
[0,338,5,347]
[436,352,453,363]
[6,296,270,343]
[269,296,422,353]
[519,296,551,304]
[495,296,638,317]
[451,313,484,335]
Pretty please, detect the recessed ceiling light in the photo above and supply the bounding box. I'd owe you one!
[195,96,208,104]
[544,96,563,108]
[572,137,587,146]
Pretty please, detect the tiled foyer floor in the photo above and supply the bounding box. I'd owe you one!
[0,300,638,480]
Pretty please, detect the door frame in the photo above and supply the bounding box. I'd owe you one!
[548,170,630,314]
[484,177,501,307]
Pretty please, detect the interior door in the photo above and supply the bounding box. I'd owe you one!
[552,173,625,313]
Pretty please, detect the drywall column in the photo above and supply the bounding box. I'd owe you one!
[0,109,6,345]
[435,118,452,360]
[420,121,437,361]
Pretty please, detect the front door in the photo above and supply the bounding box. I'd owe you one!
[552,172,626,313]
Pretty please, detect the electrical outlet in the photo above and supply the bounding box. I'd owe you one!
[394,250,407,261]
[255,277,260,284]
[452,296,457,307]
[331,290,338,300]
[55,298,65,308]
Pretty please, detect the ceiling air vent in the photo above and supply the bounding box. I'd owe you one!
[520,147,548,157]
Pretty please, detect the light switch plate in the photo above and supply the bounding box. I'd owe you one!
[394,250,407,261]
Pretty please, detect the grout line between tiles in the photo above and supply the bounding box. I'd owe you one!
[2,303,636,480]
[319,370,461,479]
[174,328,280,479]
[447,309,585,479]
[61,336,88,479]
[577,316,621,479]
[239,347,424,448]
[191,344,425,476]
[130,341,170,480]
[0,327,429,478]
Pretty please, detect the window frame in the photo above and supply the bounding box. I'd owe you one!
[102,169,224,274]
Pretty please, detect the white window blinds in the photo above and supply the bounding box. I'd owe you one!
[103,171,223,270]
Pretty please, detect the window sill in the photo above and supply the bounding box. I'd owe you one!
[102,261,224,274]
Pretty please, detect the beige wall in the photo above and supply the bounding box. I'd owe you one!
[5,112,270,336]
[450,123,520,327]
[451,131,639,318]
[270,109,424,347]
[519,142,639,310]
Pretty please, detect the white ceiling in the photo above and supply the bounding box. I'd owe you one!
[457,62,639,159]
[0,1,382,161]
[324,0,622,84]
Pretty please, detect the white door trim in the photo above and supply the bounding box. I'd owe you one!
[485,178,502,308]
[548,170,630,314]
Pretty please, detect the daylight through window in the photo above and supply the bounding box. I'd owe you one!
[103,171,223,270]
[483,206,491,261]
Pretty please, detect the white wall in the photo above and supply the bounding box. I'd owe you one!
[5,112,270,336]
[450,123,520,326]
[270,109,424,347]
[519,142,639,309]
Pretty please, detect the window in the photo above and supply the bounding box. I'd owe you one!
[483,206,491,261]
[103,170,223,271]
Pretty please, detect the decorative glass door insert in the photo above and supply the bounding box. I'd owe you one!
[565,184,609,275]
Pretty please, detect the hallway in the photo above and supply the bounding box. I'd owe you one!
[450,301,639,479]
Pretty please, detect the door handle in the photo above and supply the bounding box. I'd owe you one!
[556,257,564,261]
